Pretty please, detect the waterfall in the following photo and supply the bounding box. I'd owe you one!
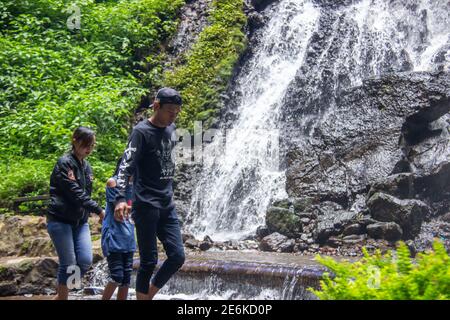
[185,0,321,241]
[185,0,450,241]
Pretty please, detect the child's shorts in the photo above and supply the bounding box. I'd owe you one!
[106,251,134,287]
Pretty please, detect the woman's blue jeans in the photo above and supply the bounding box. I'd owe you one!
[47,220,93,286]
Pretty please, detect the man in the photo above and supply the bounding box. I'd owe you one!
[114,87,185,300]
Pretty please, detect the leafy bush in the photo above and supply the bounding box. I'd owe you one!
[0,155,115,209]
[0,0,184,161]
[0,158,53,207]
[310,240,450,300]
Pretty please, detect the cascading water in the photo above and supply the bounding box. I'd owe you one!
[83,258,321,300]
[185,0,449,241]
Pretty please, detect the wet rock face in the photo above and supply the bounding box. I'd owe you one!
[261,73,448,248]
[284,72,449,203]
[166,0,212,59]
[248,0,279,11]
[173,162,203,223]
[313,203,358,244]
[280,71,450,244]
[0,215,55,257]
[414,161,450,216]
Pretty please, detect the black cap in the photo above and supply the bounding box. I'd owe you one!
[152,87,182,107]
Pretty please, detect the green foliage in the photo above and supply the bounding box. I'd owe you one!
[89,158,115,205]
[0,158,53,207]
[0,0,184,207]
[0,0,184,160]
[164,0,247,130]
[0,156,115,209]
[0,0,249,210]
[310,240,450,300]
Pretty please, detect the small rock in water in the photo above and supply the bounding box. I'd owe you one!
[342,234,366,245]
[343,224,363,236]
[199,241,212,251]
[256,226,271,239]
[185,238,200,249]
[182,232,195,243]
[327,236,342,248]
[83,287,104,296]
[300,218,311,225]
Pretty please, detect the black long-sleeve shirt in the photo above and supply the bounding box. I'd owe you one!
[115,119,176,209]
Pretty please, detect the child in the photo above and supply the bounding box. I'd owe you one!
[101,158,136,300]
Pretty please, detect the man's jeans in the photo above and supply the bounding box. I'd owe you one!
[132,203,185,294]
[47,220,92,286]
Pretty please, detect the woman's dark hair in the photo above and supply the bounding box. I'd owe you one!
[72,126,95,150]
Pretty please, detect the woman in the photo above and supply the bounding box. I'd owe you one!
[47,126,105,300]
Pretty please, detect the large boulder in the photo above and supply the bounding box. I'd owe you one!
[313,202,358,244]
[415,161,450,216]
[367,173,416,200]
[167,0,212,58]
[366,222,403,242]
[259,232,295,253]
[367,192,431,239]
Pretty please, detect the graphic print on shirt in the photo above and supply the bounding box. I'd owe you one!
[117,142,136,188]
[157,137,175,180]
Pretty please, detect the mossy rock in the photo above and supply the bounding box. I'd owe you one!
[0,215,55,257]
[19,238,56,257]
[271,199,292,210]
[293,196,317,213]
[265,206,302,238]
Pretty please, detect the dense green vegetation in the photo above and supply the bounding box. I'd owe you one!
[310,240,450,300]
[0,0,247,209]
[164,0,247,129]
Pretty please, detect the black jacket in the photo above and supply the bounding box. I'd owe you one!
[47,152,102,226]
